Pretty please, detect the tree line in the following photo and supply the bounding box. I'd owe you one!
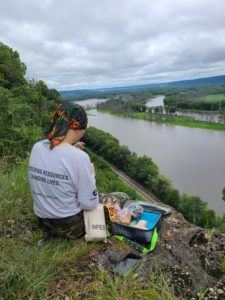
[164,91,225,112]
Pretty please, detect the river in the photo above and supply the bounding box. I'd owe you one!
[86,106,225,215]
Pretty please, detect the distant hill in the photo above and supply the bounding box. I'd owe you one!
[162,74,225,87]
[60,75,225,97]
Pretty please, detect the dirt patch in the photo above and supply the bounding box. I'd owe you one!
[0,219,36,242]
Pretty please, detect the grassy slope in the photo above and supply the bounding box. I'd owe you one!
[99,109,225,131]
[0,155,175,300]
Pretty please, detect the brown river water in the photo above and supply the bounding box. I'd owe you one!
[87,107,225,215]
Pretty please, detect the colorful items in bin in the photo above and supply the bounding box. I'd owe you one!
[117,207,131,224]
[105,203,118,221]
[100,192,131,209]
[102,195,143,225]
[104,202,131,224]
[124,202,143,218]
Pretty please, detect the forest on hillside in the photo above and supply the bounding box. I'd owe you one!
[0,42,61,160]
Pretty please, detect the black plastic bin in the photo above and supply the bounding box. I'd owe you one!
[110,211,161,243]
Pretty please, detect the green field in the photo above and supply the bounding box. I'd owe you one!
[195,94,225,103]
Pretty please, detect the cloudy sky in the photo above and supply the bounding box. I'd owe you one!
[1,0,225,90]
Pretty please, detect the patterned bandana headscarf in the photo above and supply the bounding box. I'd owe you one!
[46,101,88,149]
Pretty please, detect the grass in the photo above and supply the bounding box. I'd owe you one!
[85,270,175,300]
[0,234,99,299]
[0,156,176,299]
[99,109,225,131]
[174,109,219,113]
[155,115,225,130]
[221,257,225,273]
[196,94,225,103]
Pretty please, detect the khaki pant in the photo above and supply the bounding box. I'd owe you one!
[38,211,85,240]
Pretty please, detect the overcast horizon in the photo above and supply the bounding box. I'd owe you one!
[1,0,225,91]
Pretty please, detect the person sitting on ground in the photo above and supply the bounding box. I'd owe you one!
[28,101,99,240]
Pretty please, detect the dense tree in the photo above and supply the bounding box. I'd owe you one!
[0,43,26,89]
[164,90,225,112]
[0,42,60,160]
[151,176,180,209]
[127,155,158,186]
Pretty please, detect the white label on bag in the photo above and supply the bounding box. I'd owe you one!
[84,203,107,242]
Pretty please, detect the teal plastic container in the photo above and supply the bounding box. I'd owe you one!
[110,211,161,243]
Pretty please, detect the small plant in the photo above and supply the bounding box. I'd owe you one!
[222,187,225,201]
[221,255,225,272]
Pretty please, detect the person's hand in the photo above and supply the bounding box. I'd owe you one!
[74,141,85,150]
[91,163,96,177]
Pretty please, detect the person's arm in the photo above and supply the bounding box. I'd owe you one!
[77,154,99,210]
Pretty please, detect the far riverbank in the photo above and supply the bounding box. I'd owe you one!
[98,109,225,131]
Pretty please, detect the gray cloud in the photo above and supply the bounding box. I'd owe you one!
[1,0,225,89]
